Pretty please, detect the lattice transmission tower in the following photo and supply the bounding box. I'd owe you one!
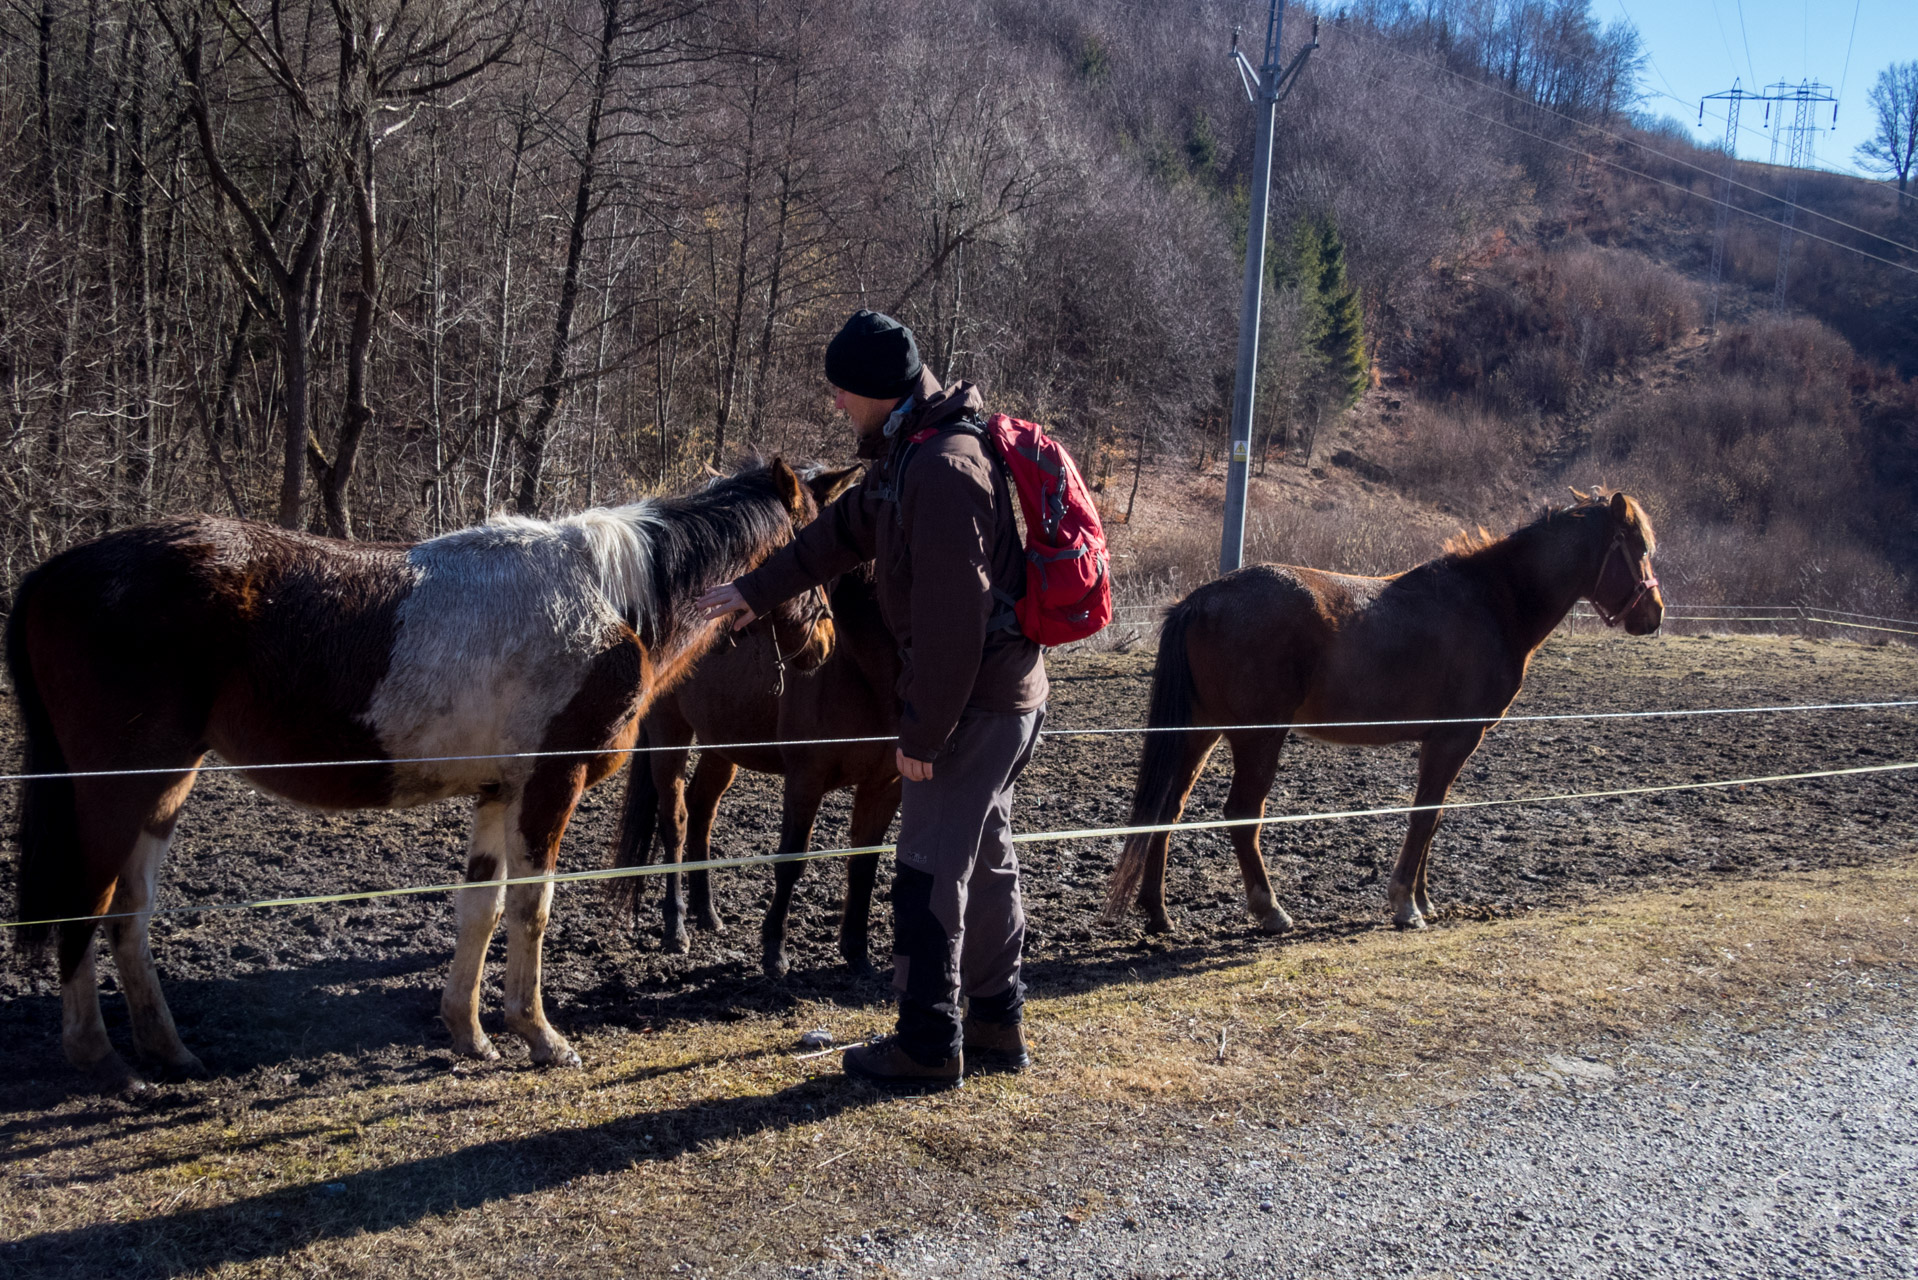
[1762,80,1837,312]
[1699,81,1767,333]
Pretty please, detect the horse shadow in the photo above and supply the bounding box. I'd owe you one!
[0,1070,885,1278]
[0,904,1394,1111]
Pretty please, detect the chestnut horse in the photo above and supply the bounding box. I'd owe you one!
[1104,490,1662,934]
[615,522,903,979]
[7,460,833,1089]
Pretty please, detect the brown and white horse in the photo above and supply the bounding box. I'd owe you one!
[6,460,833,1088]
[1104,490,1663,935]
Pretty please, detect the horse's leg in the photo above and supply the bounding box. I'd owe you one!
[500,762,590,1068]
[63,768,201,1087]
[838,774,900,976]
[104,773,207,1077]
[1387,728,1485,929]
[1139,732,1221,934]
[1223,730,1293,934]
[684,755,738,934]
[442,797,510,1060]
[656,755,693,953]
[761,778,825,979]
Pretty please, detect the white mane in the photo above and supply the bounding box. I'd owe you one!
[437,501,667,632]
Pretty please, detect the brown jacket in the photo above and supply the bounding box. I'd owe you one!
[736,371,1046,762]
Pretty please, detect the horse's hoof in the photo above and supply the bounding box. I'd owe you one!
[697,910,726,933]
[84,1053,148,1096]
[1393,911,1427,931]
[1257,908,1294,935]
[839,941,875,978]
[150,1050,209,1081]
[1144,912,1175,935]
[762,951,791,980]
[453,1033,502,1062]
[531,1039,582,1069]
[663,931,691,955]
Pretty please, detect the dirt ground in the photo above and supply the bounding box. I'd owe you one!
[0,629,1914,1275]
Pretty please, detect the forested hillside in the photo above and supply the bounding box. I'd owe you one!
[3,0,1913,611]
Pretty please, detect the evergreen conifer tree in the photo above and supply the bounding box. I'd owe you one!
[1310,219,1369,409]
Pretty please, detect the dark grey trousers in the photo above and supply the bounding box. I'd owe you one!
[891,705,1045,1065]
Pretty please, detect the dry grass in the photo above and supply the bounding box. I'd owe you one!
[4,858,1915,1276]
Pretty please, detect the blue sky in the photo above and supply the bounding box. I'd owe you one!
[1614,0,1917,174]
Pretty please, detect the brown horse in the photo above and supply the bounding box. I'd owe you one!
[615,517,903,979]
[6,460,834,1089]
[1104,490,1662,934]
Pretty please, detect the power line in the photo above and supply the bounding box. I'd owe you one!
[1649,87,1873,181]
[1836,0,1863,109]
[1732,0,1760,89]
[1330,19,1918,264]
[1707,0,1751,86]
[1608,0,1682,104]
[1348,59,1918,280]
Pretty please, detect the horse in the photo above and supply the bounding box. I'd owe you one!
[6,460,835,1089]
[1103,489,1663,935]
[614,511,903,979]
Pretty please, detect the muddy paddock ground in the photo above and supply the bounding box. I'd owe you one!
[0,628,1911,1101]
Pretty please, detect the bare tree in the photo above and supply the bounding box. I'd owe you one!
[152,0,515,534]
[1858,61,1918,208]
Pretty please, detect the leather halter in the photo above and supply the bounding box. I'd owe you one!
[1589,527,1659,627]
[770,581,832,697]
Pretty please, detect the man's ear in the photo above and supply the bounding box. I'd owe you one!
[809,464,862,506]
[772,457,807,520]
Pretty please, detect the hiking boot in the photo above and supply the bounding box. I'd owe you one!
[842,1035,963,1092]
[962,1015,1030,1074]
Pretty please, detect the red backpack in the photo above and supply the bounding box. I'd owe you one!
[902,413,1112,647]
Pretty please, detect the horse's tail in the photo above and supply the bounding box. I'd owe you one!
[1102,601,1201,922]
[610,725,660,915]
[6,569,87,958]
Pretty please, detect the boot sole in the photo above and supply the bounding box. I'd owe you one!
[844,1063,965,1093]
[962,1050,1030,1075]
[843,1051,964,1093]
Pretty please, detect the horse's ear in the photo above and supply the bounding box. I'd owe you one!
[808,464,862,506]
[1610,490,1654,547]
[770,457,807,519]
[1568,486,1590,504]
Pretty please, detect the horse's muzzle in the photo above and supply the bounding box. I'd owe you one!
[1621,588,1664,635]
[792,616,835,671]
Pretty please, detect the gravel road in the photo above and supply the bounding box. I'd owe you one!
[820,977,1918,1280]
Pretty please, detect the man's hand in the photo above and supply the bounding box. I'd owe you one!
[895,748,933,783]
[697,582,757,631]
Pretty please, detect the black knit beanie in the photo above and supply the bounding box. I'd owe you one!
[824,310,922,400]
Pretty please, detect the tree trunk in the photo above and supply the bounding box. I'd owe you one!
[322,149,379,538]
[516,0,619,515]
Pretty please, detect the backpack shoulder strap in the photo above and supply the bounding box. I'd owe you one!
[886,416,1021,634]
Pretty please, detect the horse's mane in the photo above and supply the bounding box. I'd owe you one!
[1440,491,1617,564]
[463,461,802,632]
[643,463,803,618]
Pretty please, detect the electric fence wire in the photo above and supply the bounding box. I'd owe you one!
[4,756,1913,931]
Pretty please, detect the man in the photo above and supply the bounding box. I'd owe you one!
[697,310,1045,1090]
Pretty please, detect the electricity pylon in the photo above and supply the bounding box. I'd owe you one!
[1218,0,1316,576]
[1762,80,1837,312]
